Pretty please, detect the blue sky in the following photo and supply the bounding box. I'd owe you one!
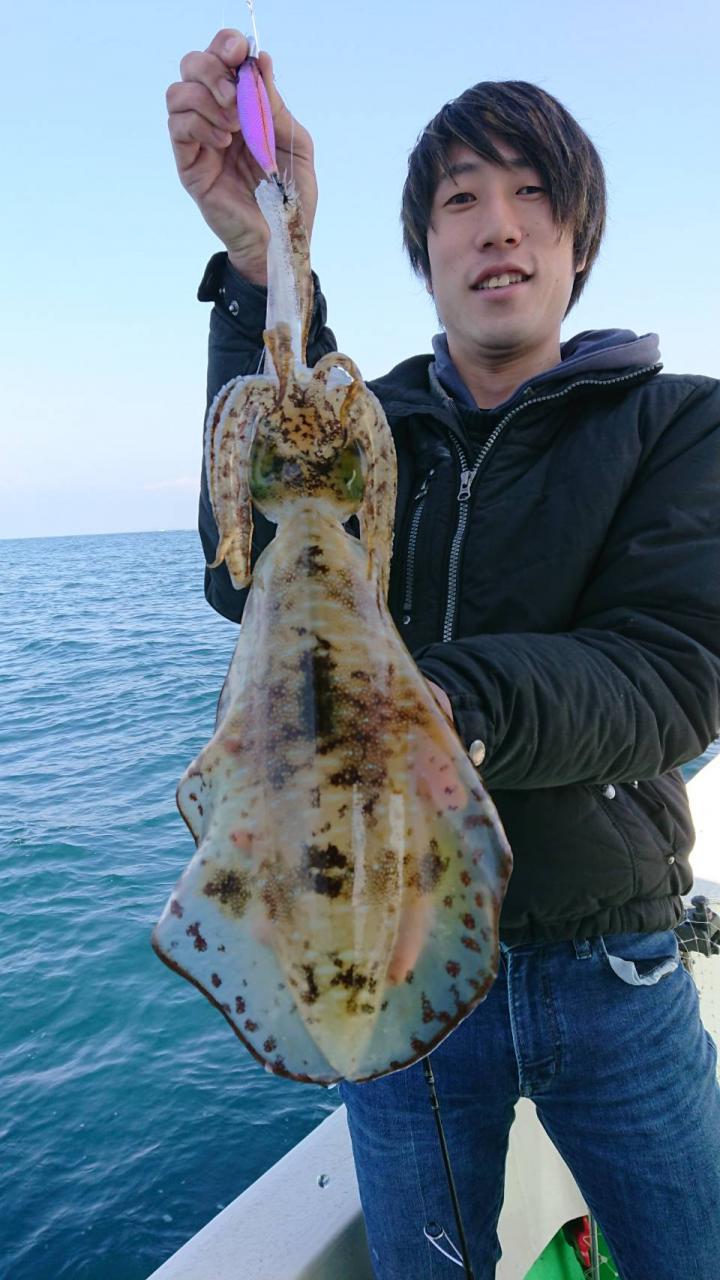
[3,0,719,539]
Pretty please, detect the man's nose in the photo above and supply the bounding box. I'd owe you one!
[473,196,522,249]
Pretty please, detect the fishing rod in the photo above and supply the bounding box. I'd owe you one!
[423,1055,476,1277]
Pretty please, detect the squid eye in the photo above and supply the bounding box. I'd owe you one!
[336,444,365,502]
[249,437,283,500]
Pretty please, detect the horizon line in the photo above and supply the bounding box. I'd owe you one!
[0,527,197,544]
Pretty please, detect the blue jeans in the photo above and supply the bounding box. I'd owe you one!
[340,931,720,1279]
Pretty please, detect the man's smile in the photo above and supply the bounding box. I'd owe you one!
[470,263,533,294]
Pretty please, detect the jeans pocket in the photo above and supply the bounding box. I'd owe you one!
[600,930,680,987]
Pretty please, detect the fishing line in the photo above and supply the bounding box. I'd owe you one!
[288,111,295,188]
[423,1055,476,1278]
[246,0,261,52]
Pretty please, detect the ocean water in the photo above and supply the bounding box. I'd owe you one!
[0,531,338,1280]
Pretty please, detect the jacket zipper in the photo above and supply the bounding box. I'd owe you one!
[441,365,660,643]
[401,470,434,625]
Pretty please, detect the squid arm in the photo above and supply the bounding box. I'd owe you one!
[205,376,276,589]
[312,351,397,599]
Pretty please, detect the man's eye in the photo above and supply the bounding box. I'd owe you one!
[517,185,546,196]
[445,191,475,206]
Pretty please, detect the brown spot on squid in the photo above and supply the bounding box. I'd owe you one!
[186,922,207,952]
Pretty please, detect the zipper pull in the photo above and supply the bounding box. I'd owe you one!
[457,468,474,501]
[413,468,434,501]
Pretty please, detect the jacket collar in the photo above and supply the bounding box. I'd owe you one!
[370,329,662,421]
[431,328,661,410]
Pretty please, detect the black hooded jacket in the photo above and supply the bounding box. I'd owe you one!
[197,254,720,945]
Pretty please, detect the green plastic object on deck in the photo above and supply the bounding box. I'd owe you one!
[523,1224,620,1279]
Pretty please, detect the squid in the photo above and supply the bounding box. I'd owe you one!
[152,57,512,1085]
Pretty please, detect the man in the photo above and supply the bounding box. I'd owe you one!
[168,29,720,1279]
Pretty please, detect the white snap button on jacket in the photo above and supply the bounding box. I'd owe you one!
[469,739,486,767]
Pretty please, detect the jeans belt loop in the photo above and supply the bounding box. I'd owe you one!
[573,939,592,959]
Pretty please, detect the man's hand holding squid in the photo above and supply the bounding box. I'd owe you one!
[167,29,318,286]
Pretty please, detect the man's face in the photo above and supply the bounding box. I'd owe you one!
[426,140,584,364]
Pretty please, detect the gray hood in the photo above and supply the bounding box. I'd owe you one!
[432,328,662,410]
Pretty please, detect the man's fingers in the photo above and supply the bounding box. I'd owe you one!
[169,110,233,153]
[386,898,434,986]
[167,81,237,132]
[426,679,454,724]
[179,46,242,110]
[169,135,201,176]
[205,28,250,68]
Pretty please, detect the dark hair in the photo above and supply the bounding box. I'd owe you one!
[401,81,606,312]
